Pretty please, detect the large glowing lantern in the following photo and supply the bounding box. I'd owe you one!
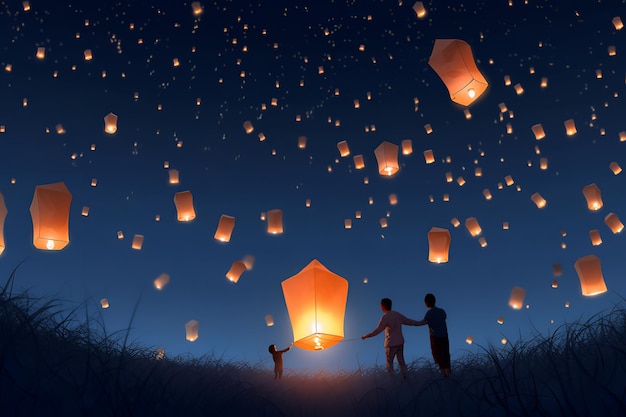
[281,259,349,351]
[0,192,6,255]
[428,39,488,106]
[104,112,118,134]
[214,214,235,242]
[226,260,247,283]
[582,183,603,211]
[267,209,283,234]
[508,286,526,310]
[185,320,199,342]
[174,191,196,221]
[374,141,399,176]
[30,182,72,250]
[574,254,607,296]
[428,227,451,263]
[154,273,170,290]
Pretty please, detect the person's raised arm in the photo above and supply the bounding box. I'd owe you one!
[362,316,386,340]
[402,313,427,326]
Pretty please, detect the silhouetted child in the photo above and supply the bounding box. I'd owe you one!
[268,343,292,380]
[416,293,451,377]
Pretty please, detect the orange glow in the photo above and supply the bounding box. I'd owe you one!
[574,254,608,296]
[30,182,72,250]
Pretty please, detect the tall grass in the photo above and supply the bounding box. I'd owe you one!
[1,269,625,417]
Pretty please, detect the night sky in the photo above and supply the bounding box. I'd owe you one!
[1,0,625,372]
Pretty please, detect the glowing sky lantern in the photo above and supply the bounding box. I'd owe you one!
[154,273,170,290]
[281,259,349,351]
[401,139,413,155]
[191,1,203,16]
[353,154,365,169]
[465,217,482,237]
[337,140,350,157]
[22,1,30,11]
[265,314,274,327]
[531,192,547,208]
[104,112,118,134]
[174,191,196,222]
[564,119,577,136]
[508,286,526,310]
[574,254,608,296]
[100,298,109,309]
[553,263,563,276]
[131,234,144,250]
[267,209,283,234]
[413,1,426,18]
[0,193,6,255]
[428,39,488,106]
[582,183,603,211]
[344,219,352,229]
[423,149,435,164]
[589,230,602,246]
[609,162,622,175]
[36,47,45,60]
[226,260,247,283]
[243,120,254,134]
[374,141,399,176]
[604,212,624,233]
[168,169,179,184]
[428,227,451,263]
[613,16,624,30]
[298,136,307,149]
[30,182,72,250]
[214,214,235,242]
[531,124,545,140]
[185,320,199,342]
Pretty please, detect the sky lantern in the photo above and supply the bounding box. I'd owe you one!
[36,47,45,59]
[428,227,451,263]
[589,230,602,246]
[214,215,235,242]
[281,259,349,351]
[574,254,608,296]
[243,120,254,134]
[174,191,196,222]
[30,182,72,250]
[531,124,545,140]
[226,260,247,283]
[564,119,577,136]
[344,219,352,229]
[401,139,413,155]
[83,49,93,61]
[604,212,624,233]
[131,234,144,250]
[465,217,481,237]
[298,136,307,149]
[508,286,526,310]
[613,16,624,30]
[553,263,562,276]
[609,162,622,175]
[168,169,179,184]
[154,273,170,290]
[185,320,199,342]
[531,192,547,208]
[267,209,283,234]
[540,158,548,170]
[0,193,6,255]
[374,141,399,176]
[582,183,603,211]
[423,149,435,164]
[337,140,350,157]
[353,154,365,169]
[100,298,109,309]
[104,112,118,134]
[191,1,203,16]
[428,39,488,106]
[413,1,426,18]
[265,314,274,327]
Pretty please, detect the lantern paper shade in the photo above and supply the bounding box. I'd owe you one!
[265,314,274,327]
[243,120,254,134]
[226,260,247,283]
[604,212,624,233]
[532,124,545,140]
[465,217,482,236]
[131,234,144,250]
[401,139,413,155]
[413,1,426,18]
[0,193,6,255]
[508,286,526,310]
[574,254,608,296]
[609,162,622,175]
[428,227,451,263]
[267,209,283,234]
[281,259,349,351]
[553,263,562,277]
[582,183,603,211]
[564,119,577,136]
[353,154,365,169]
[337,140,350,157]
[531,192,547,208]
[374,141,399,176]
[104,112,118,134]
[185,320,199,342]
[168,169,180,184]
[214,215,235,242]
[423,149,435,164]
[100,298,109,309]
[191,1,203,15]
[154,273,170,290]
[428,39,488,106]
[30,182,72,250]
[589,230,602,246]
[174,191,196,222]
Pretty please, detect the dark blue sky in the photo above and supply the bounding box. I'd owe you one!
[0,0,625,371]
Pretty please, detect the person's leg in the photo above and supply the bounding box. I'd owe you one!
[396,344,408,379]
[430,335,442,371]
[385,346,395,376]
[442,337,451,377]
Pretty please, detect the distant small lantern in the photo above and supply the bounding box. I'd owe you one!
[131,234,144,250]
[465,217,481,237]
[564,119,577,136]
[30,182,72,250]
[531,192,547,208]
[83,49,93,61]
[168,169,180,184]
[298,136,307,149]
[613,16,624,30]
[483,189,492,200]
[582,183,603,211]
[609,162,622,175]
[465,336,473,345]
[574,254,608,296]
[423,149,435,164]
[174,191,196,222]
[508,286,526,310]
[185,320,199,342]
[428,39,488,106]
[428,227,451,263]
[104,112,118,134]
[531,124,545,140]
[281,259,349,351]
[265,314,274,327]
[540,157,548,170]
[344,219,352,229]
[553,263,562,276]
[412,1,426,18]
[497,317,504,325]
[0,192,7,255]
[604,212,624,233]
[267,209,283,234]
[401,139,413,155]
[589,230,602,246]
[337,140,350,157]
[552,280,558,289]
[243,120,254,134]
[353,154,365,169]
[214,215,235,242]
[226,260,247,283]
[36,47,45,59]
[191,1,203,16]
[154,273,170,290]
[100,298,109,309]
[374,141,399,176]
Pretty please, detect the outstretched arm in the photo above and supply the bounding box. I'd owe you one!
[362,317,386,339]
[402,314,427,326]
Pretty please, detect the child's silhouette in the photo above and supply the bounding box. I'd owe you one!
[268,343,292,379]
